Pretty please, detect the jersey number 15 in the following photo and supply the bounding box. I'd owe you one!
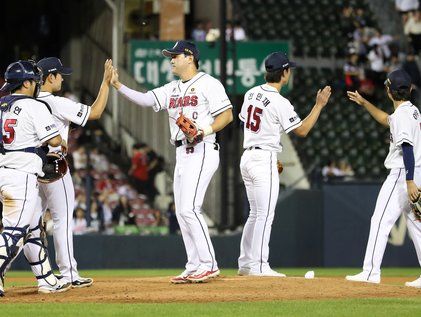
[2,119,17,144]
[246,105,263,133]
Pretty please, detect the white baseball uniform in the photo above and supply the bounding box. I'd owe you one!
[118,71,232,274]
[0,95,60,291]
[238,84,302,274]
[358,101,421,280]
[23,91,91,284]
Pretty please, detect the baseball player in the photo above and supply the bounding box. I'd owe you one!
[23,57,113,289]
[0,60,70,296]
[110,40,233,283]
[346,69,421,286]
[238,52,331,276]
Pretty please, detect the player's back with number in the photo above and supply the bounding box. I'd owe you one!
[240,85,301,151]
[386,103,421,169]
[0,97,58,174]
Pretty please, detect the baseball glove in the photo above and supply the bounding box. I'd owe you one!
[176,113,203,144]
[411,192,421,221]
[277,160,283,174]
[38,153,68,184]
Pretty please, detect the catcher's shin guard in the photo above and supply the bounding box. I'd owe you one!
[24,219,57,286]
[0,225,29,295]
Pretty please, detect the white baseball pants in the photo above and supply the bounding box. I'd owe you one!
[174,142,219,272]
[24,170,80,283]
[238,149,279,273]
[362,167,421,279]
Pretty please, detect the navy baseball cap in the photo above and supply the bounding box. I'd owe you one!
[162,41,200,60]
[385,69,412,90]
[265,52,296,72]
[37,57,72,76]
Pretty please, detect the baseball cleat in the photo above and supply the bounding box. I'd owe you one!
[170,270,197,284]
[170,275,191,284]
[238,267,251,276]
[38,282,72,294]
[186,269,220,283]
[248,269,286,277]
[71,277,93,288]
[345,272,380,284]
[405,276,421,288]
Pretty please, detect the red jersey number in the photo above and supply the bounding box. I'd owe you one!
[246,105,263,132]
[2,119,17,144]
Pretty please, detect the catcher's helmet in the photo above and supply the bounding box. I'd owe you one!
[0,60,43,92]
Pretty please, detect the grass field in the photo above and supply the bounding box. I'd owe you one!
[3,268,421,317]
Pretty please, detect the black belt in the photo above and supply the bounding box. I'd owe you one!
[175,140,220,151]
[247,146,262,150]
[175,140,186,147]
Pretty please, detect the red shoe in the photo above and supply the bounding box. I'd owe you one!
[170,271,193,284]
[186,269,220,283]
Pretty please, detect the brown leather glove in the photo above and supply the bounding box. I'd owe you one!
[277,160,283,174]
[176,113,203,145]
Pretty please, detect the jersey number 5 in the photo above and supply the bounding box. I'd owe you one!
[2,119,17,144]
[246,105,263,132]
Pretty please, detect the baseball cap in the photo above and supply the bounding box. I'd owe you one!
[162,41,200,60]
[384,69,412,90]
[264,52,296,72]
[37,57,72,76]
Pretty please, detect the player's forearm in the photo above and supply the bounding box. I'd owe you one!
[117,85,156,108]
[295,104,323,137]
[209,109,233,134]
[89,82,110,120]
[361,100,389,127]
[47,134,63,147]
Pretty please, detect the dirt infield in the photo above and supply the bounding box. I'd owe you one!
[2,275,421,303]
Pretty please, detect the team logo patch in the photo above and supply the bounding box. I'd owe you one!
[413,110,419,120]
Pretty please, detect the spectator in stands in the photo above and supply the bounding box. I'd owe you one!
[191,20,206,41]
[112,196,133,226]
[90,148,109,172]
[73,207,88,235]
[226,22,247,41]
[152,209,165,227]
[129,143,149,196]
[204,20,220,42]
[404,10,421,54]
[344,49,364,91]
[367,45,387,88]
[368,29,393,61]
[338,160,355,181]
[99,193,113,233]
[403,50,421,88]
[396,0,419,23]
[72,145,88,170]
[322,160,343,181]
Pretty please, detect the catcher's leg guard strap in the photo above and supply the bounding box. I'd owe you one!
[0,226,29,276]
[24,220,56,286]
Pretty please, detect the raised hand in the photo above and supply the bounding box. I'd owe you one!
[316,86,332,108]
[110,67,121,89]
[103,59,113,84]
[347,90,367,106]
